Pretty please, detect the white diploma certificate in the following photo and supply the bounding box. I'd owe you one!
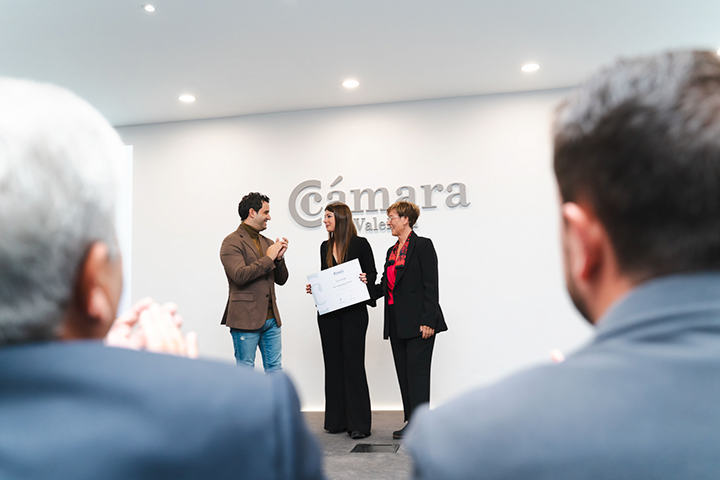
[307,258,370,315]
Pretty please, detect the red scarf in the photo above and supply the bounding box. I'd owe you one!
[387,236,410,305]
[389,236,410,268]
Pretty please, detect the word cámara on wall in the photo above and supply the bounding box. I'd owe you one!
[288,176,470,228]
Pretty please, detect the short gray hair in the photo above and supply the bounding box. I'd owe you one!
[0,78,124,344]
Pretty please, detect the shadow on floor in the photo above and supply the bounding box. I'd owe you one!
[304,411,413,480]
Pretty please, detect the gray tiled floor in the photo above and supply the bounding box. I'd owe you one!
[304,411,413,480]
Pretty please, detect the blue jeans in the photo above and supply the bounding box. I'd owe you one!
[230,318,282,372]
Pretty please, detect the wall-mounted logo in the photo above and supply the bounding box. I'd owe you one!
[288,175,470,230]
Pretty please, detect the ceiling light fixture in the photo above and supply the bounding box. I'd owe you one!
[521,63,540,72]
[143,4,156,13]
[717,47,720,56]
[178,94,196,103]
[342,79,360,88]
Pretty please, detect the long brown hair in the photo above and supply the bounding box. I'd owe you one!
[325,202,357,266]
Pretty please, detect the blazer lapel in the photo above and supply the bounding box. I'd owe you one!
[237,226,263,260]
[393,231,415,287]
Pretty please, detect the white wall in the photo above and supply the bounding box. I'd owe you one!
[115,145,133,315]
[117,89,593,411]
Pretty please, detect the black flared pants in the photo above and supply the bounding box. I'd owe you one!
[317,308,372,434]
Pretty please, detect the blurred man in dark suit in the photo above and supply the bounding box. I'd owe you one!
[406,50,720,479]
[0,77,323,480]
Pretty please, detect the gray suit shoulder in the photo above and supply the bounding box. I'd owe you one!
[406,339,720,480]
[405,363,565,480]
[0,342,325,480]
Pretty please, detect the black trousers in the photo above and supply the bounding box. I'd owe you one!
[317,307,372,434]
[388,305,435,422]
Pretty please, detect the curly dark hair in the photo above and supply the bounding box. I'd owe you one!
[238,192,270,220]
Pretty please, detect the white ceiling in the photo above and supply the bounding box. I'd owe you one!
[2,0,718,127]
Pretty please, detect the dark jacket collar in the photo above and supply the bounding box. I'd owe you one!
[392,230,417,286]
[236,224,264,258]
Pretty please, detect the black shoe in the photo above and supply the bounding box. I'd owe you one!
[350,431,370,439]
[326,429,345,434]
[392,424,408,439]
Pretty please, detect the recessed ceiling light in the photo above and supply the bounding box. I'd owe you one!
[143,4,156,13]
[342,79,360,88]
[178,94,196,103]
[521,63,540,72]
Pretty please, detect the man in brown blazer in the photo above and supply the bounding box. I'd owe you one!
[220,192,289,372]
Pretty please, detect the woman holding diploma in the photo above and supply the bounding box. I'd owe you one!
[363,201,447,439]
[306,202,376,439]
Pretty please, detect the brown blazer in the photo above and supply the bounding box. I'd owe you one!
[220,225,289,330]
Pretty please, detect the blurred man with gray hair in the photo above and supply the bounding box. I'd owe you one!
[0,78,323,480]
[406,50,720,479]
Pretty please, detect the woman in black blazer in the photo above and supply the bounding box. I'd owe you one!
[306,202,377,439]
[364,201,447,439]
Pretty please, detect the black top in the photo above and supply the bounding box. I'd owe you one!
[319,235,378,315]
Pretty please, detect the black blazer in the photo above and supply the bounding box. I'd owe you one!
[320,235,378,314]
[374,231,447,339]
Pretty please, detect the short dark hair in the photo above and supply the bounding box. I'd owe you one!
[238,192,270,220]
[388,201,420,228]
[554,51,720,280]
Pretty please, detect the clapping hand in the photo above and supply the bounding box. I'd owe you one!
[105,298,199,358]
[267,237,289,261]
[276,237,289,259]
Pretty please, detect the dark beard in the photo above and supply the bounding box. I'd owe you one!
[565,274,594,325]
